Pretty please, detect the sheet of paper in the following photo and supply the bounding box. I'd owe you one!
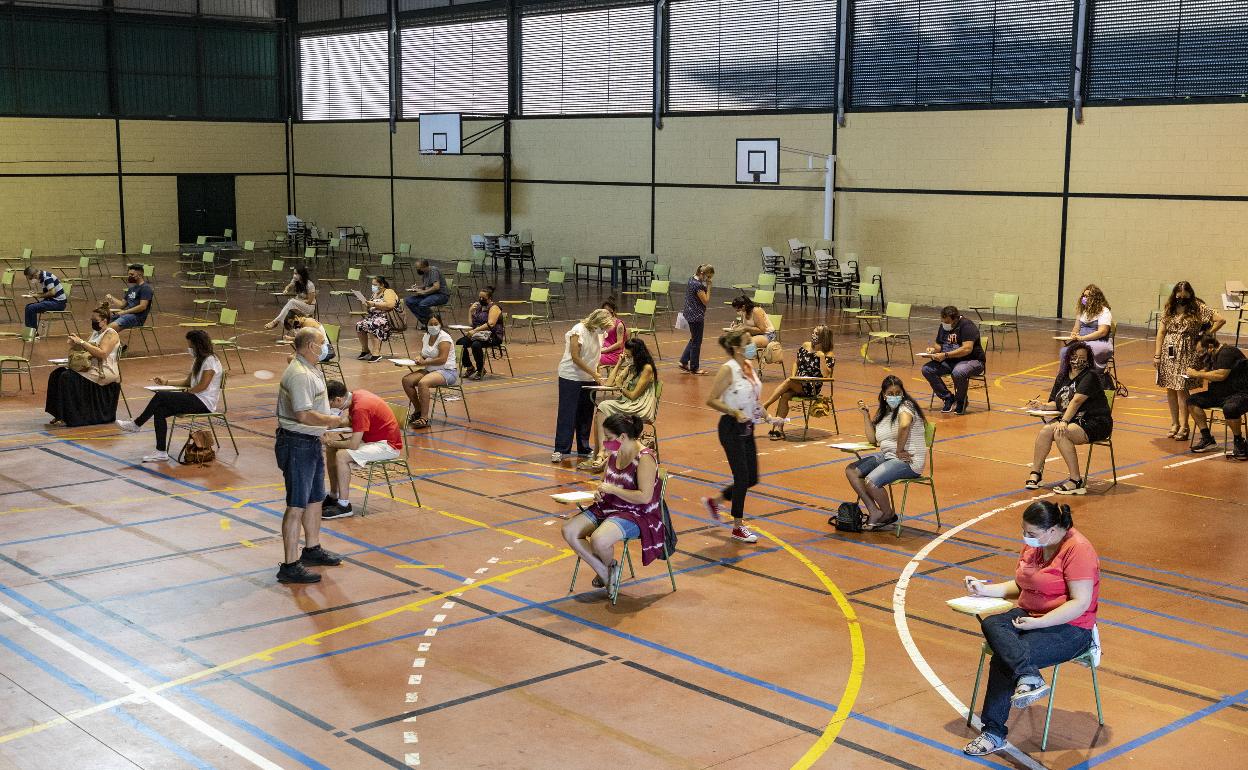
[551,491,597,504]
[914,352,933,357]
[389,358,418,367]
[352,289,369,304]
[145,385,182,391]
[1052,336,1073,341]
[946,596,1015,615]
[1027,409,1061,417]
[448,324,472,330]
[48,358,68,364]
[829,442,875,452]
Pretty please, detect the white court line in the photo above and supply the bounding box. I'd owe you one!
[892,496,1051,770]
[0,600,283,770]
[1163,453,1226,469]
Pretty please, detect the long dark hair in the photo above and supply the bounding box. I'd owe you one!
[811,325,834,354]
[374,275,390,290]
[1023,500,1074,530]
[293,265,311,295]
[603,412,643,439]
[1065,340,1093,377]
[623,337,656,381]
[872,374,924,426]
[1164,281,1202,320]
[186,329,214,379]
[731,295,757,314]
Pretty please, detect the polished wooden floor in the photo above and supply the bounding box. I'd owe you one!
[1,254,1245,769]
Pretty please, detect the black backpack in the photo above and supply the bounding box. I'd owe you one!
[830,501,864,533]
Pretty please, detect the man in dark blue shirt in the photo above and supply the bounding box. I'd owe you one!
[104,264,154,331]
[921,305,986,415]
[21,266,67,332]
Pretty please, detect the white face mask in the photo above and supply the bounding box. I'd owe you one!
[186,347,194,356]
[427,324,440,336]
[941,322,954,332]
[371,285,381,295]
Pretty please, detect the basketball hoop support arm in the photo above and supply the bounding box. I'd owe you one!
[779,146,836,242]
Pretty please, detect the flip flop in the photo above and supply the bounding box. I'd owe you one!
[693,369,710,375]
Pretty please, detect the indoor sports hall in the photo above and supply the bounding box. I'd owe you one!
[1,1,1246,769]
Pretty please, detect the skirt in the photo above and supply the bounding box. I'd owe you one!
[356,312,393,342]
[46,367,121,427]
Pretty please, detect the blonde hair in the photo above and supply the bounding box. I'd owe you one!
[582,308,614,331]
[700,264,715,278]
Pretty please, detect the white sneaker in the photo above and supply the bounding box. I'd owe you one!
[142,451,171,463]
[116,419,140,433]
[550,451,563,463]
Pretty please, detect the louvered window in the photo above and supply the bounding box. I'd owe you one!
[4,16,109,116]
[300,30,390,120]
[520,2,653,115]
[667,0,837,112]
[400,17,508,116]
[850,0,1074,107]
[1088,0,1248,100]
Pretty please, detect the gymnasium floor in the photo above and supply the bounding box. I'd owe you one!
[1,256,1246,770]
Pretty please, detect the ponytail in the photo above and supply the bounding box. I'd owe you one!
[1023,500,1074,530]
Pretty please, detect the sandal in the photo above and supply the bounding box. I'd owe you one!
[592,575,605,588]
[963,733,1006,756]
[1053,477,1086,495]
[693,369,710,376]
[677,363,690,373]
[1166,425,1179,438]
[1173,429,1190,441]
[1025,470,1043,490]
[863,515,898,531]
[409,418,431,429]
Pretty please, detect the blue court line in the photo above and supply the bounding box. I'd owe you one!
[0,634,214,770]
[0,509,217,548]
[1065,687,1248,770]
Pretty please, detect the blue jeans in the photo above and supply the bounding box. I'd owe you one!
[680,320,705,371]
[850,453,919,486]
[275,428,326,508]
[922,359,985,401]
[24,298,66,329]
[405,293,448,323]
[113,312,145,330]
[978,608,1092,740]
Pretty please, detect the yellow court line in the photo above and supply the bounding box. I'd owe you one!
[358,485,566,552]
[992,360,1056,390]
[0,551,570,746]
[752,525,865,770]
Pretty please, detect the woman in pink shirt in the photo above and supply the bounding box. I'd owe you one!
[961,501,1100,756]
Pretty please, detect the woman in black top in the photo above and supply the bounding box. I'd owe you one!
[1024,342,1112,495]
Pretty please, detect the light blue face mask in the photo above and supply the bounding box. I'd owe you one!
[319,339,330,360]
[885,394,903,409]
[743,342,758,359]
[1022,535,1042,548]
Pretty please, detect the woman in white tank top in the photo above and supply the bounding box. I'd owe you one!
[844,375,927,530]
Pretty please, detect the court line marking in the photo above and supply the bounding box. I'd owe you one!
[0,598,285,770]
[893,494,1050,770]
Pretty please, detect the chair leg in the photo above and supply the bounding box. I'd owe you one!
[404,460,421,507]
[568,556,582,593]
[362,463,374,516]
[665,554,677,593]
[382,462,395,499]
[967,646,987,727]
[624,542,636,578]
[1107,441,1117,487]
[1090,664,1104,725]
[220,417,239,455]
[460,386,471,421]
[930,482,940,530]
[897,483,909,538]
[1042,663,1061,751]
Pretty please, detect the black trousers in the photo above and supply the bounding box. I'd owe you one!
[554,377,595,455]
[717,415,759,520]
[136,391,209,451]
[456,335,500,371]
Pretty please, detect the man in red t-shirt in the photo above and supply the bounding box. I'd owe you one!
[321,382,402,519]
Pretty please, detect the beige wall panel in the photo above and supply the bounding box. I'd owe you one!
[295,176,393,253]
[122,176,178,252]
[394,179,503,259]
[656,114,834,187]
[0,177,119,257]
[512,182,649,261]
[512,118,651,183]
[1065,197,1248,326]
[834,192,1062,318]
[837,110,1067,193]
[653,187,824,288]
[237,175,290,245]
[293,122,389,176]
[392,119,504,180]
[121,120,285,174]
[0,118,116,175]
[1070,104,1248,196]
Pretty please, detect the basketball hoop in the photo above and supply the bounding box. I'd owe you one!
[751,171,762,183]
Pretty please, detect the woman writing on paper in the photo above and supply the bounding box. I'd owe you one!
[1024,341,1112,496]
[116,330,222,463]
[961,500,1100,757]
[400,312,457,429]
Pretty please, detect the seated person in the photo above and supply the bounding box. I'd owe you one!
[264,266,317,330]
[321,381,403,519]
[762,324,835,440]
[1186,333,1248,457]
[561,413,665,592]
[404,259,448,327]
[21,265,67,332]
[843,375,926,530]
[962,501,1099,757]
[457,285,504,381]
[103,264,154,332]
[116,330,222,463]
[1057,284,1113,378]
[283,311,334,362]
[578,338,658,471]
[46,303,121,427]
[1024,342,1112,496]
[921,306,986,415]
[730,295,775,349]
[598,299,629,372]
[354,275,400,362]
[400,313,457,429]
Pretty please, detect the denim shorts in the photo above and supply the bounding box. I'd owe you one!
[436,367,460,387]
[580,508,641,539]
[851,453,920,486]
[275,428,326,508]
[113,313,144,330]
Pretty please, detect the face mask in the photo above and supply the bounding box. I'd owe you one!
[479,297,489,305]
[810,330,821,343]
[602,439,622,453]
[427,324,440,336]
[1081,296,1089,307]
[319,340,330,360]
[127,275,139,284]
[371,285,380,294]
[91,320,102,332]
[743,342,758,359]
[1071,359,1088,371]
[941,322,953,332]
[885,394,903,409]
[1022,535,1043,548]
[187,347,194,356]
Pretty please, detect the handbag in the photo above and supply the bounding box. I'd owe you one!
[177,429,217,466]
[386,308,408,332]
[67,349,93,373]
[674,311,689,331]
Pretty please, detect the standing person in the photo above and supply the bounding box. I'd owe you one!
[598,298,629,371]
[843,375,927,530]
[1057,284,1114,378]
[702,328,773,543]
[921,306,986,415]
[274,327,343,585]
[321,381,403,519]
[552,308,613,463]
[400,313,457,429]
[115,330,222,463]
[962,501,1099,756]
[355,275,400,363]
[1155,281,1224,440]
[21,265,67,333]
[45,304,121,427]
[264,266,317,329]
[457,285,503,380]
[762,324,835,440]
[1024,342,1113,495]
[1186,333,1248,456]
[103,264,154,333]
[678,264,713,375]
[404,259,448,328]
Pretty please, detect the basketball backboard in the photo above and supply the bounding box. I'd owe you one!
[419,113,462,155]
[736,138,779,184]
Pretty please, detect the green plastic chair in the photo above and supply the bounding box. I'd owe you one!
[352,402,422,514]
[628,298,662,359]
[970,293,1020,351]
[885,420,940,537]
[0,328,35,394]
[865,302,914,364]
[500,287,554,343]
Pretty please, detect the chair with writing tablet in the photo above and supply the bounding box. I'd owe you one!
[350,402,421,514]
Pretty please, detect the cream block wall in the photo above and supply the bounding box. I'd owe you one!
[293,122,389,176]
[834,192,1062,318]
[296,176,393,253]
[512,182,650,262]
[837,110,1067,193]
[394,178,503,259]
[1070,104,1248,196]
[122,176,178,252]
[237,175,289,245]
[512,118,650,183]
[120,120,285,174]
[1065,198,1247,326]
[0,177,120,258]
[656,114,833,186]
[0,118,116,175]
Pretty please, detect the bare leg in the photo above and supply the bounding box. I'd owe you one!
[844,466,884,519]
[1054,426,1088,480]
[327,447,351,503]
[863,481,894,521]
[590,408,606,455]
[763,379,794,408]
[1031,423,1057,472]
[356,330,369,351]
[1166,389,1180,432]
[776,391,794,419]
[282,507,305,563]
[1176,389,1190,434]
[562,517,610,584]
[589,525,625,583]
[401,372,421,405]
[302,501,324,549]
[417,372,447,420]
[1190,405,1208,431]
